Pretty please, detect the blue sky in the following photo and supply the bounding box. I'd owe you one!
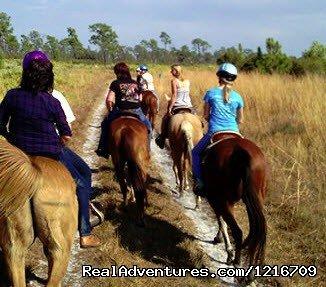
[1,0,325,56]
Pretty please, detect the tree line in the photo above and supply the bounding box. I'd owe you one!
[0,11,325,75]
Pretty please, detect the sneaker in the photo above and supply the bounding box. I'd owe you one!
[80,234,101,248]
[155,135,165,149]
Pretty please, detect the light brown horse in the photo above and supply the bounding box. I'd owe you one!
[168,112,203,195]
[0,139,78,287]
[141,91,158,129]
[108,117,150,226]
[202,133,267,273]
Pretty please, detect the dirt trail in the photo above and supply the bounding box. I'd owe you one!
[25,87,263,287]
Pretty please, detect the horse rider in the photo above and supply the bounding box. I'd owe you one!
[155,64,193,149]
[192,63,244,195]
[136,64,160,107]
[96,62,152,158]
[0,50,101,248]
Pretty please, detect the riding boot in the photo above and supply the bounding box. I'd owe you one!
[155,114,170,149]
[95,117,110,158]
[193,178,205,197]
[80,234,101,248]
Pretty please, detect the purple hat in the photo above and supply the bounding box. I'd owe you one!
[22,50,50,70]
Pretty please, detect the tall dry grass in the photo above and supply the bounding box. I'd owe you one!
[151,65,326,286]
[0,60,111,105]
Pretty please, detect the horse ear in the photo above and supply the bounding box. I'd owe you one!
[164,94,171,101]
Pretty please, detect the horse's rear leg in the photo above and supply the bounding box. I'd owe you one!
[114,160,129,207]
[0,202,34,287]
[173,164,180,186]
[34,200,78,287]
[183,157,190,190]
[221,206,243,266]
[213,216,225,244]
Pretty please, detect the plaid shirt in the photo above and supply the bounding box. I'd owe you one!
[0,88,72,158]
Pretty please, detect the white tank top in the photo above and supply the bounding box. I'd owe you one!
[174,79,192,108]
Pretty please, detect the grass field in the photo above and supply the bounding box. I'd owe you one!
[151,65,326,286]
[0,61,325,286]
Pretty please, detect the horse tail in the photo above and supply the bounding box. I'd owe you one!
[181,121,194,167]
[0,140,43,218]
[230,146,267,266]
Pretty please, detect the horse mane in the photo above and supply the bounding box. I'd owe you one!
[0,139,43,218]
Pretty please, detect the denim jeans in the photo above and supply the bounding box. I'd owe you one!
[97,107,152,153]
[58,147,92,236]
[192,133,212,181]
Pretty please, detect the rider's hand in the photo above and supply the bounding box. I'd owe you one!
[60,135,71,145]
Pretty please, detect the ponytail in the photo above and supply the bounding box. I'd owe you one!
[218,77,233,103]
[223,84,232,103]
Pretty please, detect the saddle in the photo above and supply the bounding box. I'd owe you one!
[118,110,141,121]
[210,131,243,144]
[172,106,193,115]
[201,131,244,164]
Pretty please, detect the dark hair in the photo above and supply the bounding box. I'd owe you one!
[114,62,132,80]
[20,60,54,93]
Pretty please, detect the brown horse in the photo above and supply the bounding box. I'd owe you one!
[141,91,158,129]
[202,132,267,270]
[168,112,203,195]
[108,117,150,226]
[0,139,78,287]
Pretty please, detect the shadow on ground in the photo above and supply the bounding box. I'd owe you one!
[107,204,201,268]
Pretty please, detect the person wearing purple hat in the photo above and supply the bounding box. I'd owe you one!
[0,50,101,248]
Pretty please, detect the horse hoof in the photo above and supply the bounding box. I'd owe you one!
[213,236,222,244]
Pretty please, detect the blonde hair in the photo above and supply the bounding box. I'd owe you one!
[171,64,184,81]
[219,78,233,103]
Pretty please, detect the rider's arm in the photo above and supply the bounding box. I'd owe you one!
[168,79,177,114]
[236,107,244,124]
[52,98,72,138]
[204,102,210,122]
[106,90,115,111]
[0,93,11,138]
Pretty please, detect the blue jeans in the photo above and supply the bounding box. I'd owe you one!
[58,147,92,236]
[192,133,212,181]
[98,107,152,153]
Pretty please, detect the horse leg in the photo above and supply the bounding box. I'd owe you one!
[213,216,224,244]
[177,156,184,196]
[115,162,129,207]
[221,206,243,266]
[195,196,202,209]
[129,186,136,203]
[35,202,77,287]
[173,164,180,186]
[183,157,190,191]
[0,202,34,287]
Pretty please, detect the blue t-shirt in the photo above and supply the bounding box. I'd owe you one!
[204,87,244,134]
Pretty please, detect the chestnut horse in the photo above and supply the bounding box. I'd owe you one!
[168,112,203,195]
[0,139,77,287]
[108,116,150,226]
[141,91,158,129]
[202,132,267,270]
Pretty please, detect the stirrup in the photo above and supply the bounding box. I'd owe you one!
[89,202,105,227]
